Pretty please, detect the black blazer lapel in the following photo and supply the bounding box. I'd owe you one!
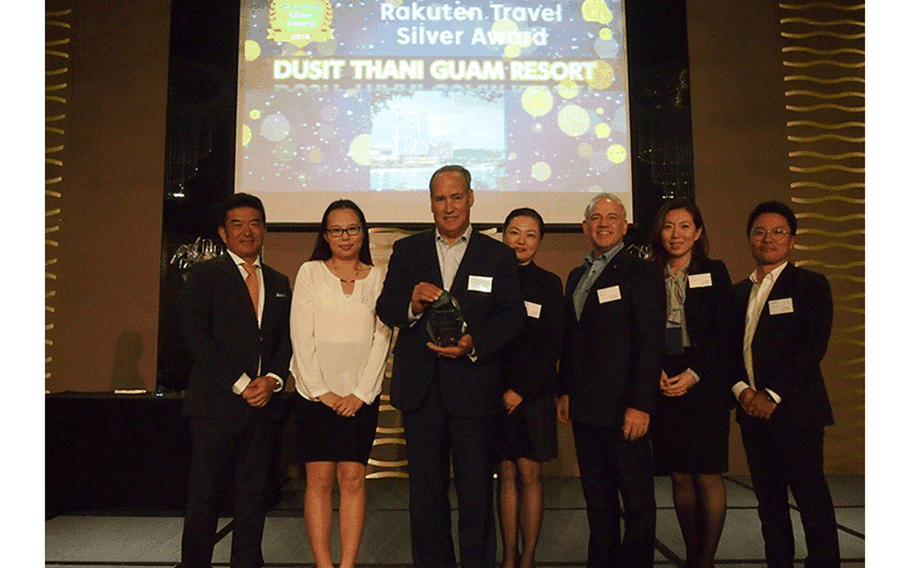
[753,263,797,340]
[449,230,484,295]
[733,278,751,329]
[682,258,711,330]
[564,264,585,322]
[417,229,445,289]
[260,266,279,331]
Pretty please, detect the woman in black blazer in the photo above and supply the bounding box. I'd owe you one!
[497,208,564,568]
[649,199,734,568]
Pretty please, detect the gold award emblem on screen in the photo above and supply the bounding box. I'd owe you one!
[267,0,334,50]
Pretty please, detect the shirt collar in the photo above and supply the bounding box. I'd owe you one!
[435,224,472,246]
[749,261,787,286]
[665,261,690,280]
[226,248,260,268]
[585,243,624,267]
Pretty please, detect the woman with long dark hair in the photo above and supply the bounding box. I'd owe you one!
[649,199,733,568]
[290,199,391,568]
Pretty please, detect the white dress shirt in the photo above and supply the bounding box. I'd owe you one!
[732,262,788,403]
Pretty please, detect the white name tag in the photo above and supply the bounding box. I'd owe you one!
[597,285,622,303]
[688,273,713,288]
[768,298,794,315]
[524,301,542,319]
[468,275,493,293]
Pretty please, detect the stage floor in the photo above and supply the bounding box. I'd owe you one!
[45,475,864,567]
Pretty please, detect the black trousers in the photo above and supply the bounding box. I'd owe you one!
[181,414,282,568]
[739,414,840,568]
[572,420,656,568]
[402,382,498,568]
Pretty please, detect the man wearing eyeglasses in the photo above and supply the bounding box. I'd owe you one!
[732,201,840,568]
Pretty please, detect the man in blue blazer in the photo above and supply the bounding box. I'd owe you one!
[557,193,665,568]
[376,165,525,568]
[179,193,292,568]
[732,201,840,568]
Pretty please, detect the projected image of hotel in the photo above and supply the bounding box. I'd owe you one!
[370,89,505,191]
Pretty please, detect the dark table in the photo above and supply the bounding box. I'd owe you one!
[46,392,295,516]
[46,392,195,514]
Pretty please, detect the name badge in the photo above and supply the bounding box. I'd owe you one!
[597,285,622,303]
[468,275,493,293]
[768,298,794,315]
[524,301,542,319]
[688,273,713,288]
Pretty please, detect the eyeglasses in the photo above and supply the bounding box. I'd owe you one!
[326,226,362,238]
[750,227,791,241]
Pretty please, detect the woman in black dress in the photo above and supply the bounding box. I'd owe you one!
[498,208,564,568]
[649,199,733,568]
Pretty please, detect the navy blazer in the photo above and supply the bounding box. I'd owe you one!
[559,247,666,428]
[180,254,292,421]
[376,229,526,418]
[732,263,834,430]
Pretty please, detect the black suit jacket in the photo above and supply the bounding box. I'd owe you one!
[559,247,665,428]
[732,263,834,430]
[376,229,526,418]
[180,254,292,421]
[672,258,736,410]
[503,262,564,400]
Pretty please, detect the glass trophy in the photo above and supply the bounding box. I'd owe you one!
[426,290,467,347]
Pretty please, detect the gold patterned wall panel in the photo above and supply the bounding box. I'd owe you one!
[364,228,412,479]
[46,3,73,385]
[779,1,864,472]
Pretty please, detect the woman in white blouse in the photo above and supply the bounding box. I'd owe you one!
[290,200,392,568]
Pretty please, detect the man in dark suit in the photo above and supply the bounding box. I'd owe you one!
[557,193,665,568]
[732,201,840,568]
[375,165,525,568]
[179,193,292,568]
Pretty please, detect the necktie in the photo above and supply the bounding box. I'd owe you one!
[242,262,258,316]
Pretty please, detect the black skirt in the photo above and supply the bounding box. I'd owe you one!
[498,393,558,463]
[295,396,379,465]
[652,351,730,475]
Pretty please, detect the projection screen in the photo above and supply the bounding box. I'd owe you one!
[235,0,635,225]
